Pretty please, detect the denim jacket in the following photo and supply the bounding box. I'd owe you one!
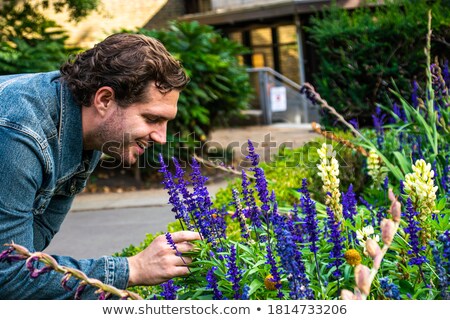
[0,71,129,299]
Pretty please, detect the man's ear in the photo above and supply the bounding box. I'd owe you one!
[93,86,115,117]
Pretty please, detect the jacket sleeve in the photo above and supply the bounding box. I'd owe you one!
[0,126,129,299]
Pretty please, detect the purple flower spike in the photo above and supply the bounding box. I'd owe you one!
[26,255,53,279]
[226,245,242,299]
[206,267,223,300]
[160,280,179,300]
[246,140,259,166]
[60,273,73,291]
[159,154,191,229]
[325,207,345,279]
[165,233,182,257]
[404,198,427,266]
[300,179,320,253]
[0,247,13,260]
[74,282,87,300]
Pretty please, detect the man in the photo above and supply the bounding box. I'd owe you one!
[0,33,200,299]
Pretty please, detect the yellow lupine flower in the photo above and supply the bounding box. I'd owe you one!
[404,159,438,216]
[317,143,342,220]
[404,159,438,243]
[367,149,387,188]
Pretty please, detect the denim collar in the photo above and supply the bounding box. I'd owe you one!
[57,79,97,180]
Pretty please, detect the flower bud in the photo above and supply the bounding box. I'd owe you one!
[365,238,381,259]
[354,264,371,296]
[389,199,402,222]
[381,219,396,246]
[340,289,356,300]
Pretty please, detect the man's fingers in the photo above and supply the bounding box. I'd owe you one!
[173,242,195,253]
[177,256,192,265]
[170,231,201,243]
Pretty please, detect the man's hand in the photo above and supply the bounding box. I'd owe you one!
[126,231,201,287]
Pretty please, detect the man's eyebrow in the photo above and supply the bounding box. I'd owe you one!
[143,112,175,121]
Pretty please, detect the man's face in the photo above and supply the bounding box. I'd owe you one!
[97,83,179,166]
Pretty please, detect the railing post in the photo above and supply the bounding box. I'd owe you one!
[259,69,272,125]
[295,14,308,124]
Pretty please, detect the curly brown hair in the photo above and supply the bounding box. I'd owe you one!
[60,33,189,107]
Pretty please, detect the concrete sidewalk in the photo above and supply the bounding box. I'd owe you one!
[71,180,230,212]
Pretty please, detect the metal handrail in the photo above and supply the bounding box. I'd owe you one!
[246,67,311,124]
[247,67,302,90]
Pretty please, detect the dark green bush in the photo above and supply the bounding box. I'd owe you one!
[0,0,100,75]
[306,0,450,127]
[0,3,72,74]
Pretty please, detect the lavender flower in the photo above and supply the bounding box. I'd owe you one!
[349,118,359,129]
[300,179,319,253]
[326,207,345,279]
[173,158,195,230]
[231,189,250,240]
[265,245,283,298]
[372,106,385,149]
[160,280,179,300]
[404,198,428,266]
[439,230,450,278]
[226,245,242,299]
[159,154,191,229]
[383,176,389,191]
[241,169,261,226]
[376,207,385,226]
[394,102,408,122]
[379,277,401,300]
[443,60,450,87]
[206,267,224,300]
[342,184,357,221]
[74,282,87,300]
[190,157,218,244]
[25,256,53,279]
[359,196,374,211]
[247,140,270,214]
[165,232,189,267]
[287,203,305,243]
[272,213,313,299]
[429,239,449,299]
[241,285,250,299]
[0,247,26,263]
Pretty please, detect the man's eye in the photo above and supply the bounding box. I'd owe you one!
[146,117,159,123]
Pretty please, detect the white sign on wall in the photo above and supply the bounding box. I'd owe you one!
[270,86,287,112]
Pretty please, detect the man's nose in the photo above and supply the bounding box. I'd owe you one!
[149,123,167,144]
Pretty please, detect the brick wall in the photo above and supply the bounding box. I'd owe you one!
[144,0,186,29]
[42,0,172,48]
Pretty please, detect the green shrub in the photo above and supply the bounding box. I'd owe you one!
[0,2,75,74]
[306,0,450,127]
[213,131,367,211]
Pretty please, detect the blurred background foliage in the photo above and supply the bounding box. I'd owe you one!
[307,0,450,128]
[0,0,99,74]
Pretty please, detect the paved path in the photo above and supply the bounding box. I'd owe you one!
[44,181,229,259]
[207,123,318,165]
